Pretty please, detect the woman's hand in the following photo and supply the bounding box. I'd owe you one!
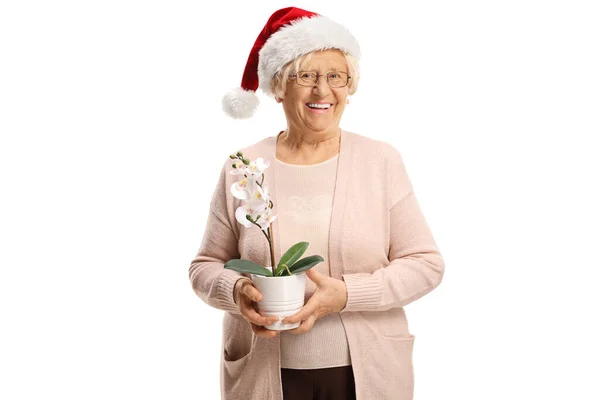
[281,269,347,334]
[234,278,280,338]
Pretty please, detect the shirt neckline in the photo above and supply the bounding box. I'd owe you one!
[274,154,339,167]
[274,130,341,167]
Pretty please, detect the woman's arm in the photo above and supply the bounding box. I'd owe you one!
[188,161,247,314]
[341,190,445,312]
[341,144,445,312]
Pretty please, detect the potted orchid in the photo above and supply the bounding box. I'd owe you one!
[223,151,323,330]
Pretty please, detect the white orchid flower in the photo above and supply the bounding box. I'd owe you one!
[229,156,273,228]
[229,161,247,176]
[230,177,256,200]
[245,157,270,179]
[235,202,268,228]
[257,212,278,231]
[249,183,271,205]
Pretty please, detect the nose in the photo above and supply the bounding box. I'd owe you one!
[312,77,331,96]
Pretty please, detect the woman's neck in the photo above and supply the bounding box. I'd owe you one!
[278,127,341,152]
[276,128,341,165]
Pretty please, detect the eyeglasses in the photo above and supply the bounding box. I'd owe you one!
[290,71,351,88]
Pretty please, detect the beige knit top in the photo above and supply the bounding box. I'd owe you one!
[274,154,352,369]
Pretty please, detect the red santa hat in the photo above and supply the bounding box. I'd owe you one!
[222,7,361,119]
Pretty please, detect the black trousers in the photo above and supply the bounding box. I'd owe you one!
[281,366,356,400]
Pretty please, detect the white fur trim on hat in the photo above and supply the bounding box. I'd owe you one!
[257,15,361,95]
[222,87,260,119]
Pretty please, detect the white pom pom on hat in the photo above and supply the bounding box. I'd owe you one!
[221,6,361,119]
[222,88,260,120]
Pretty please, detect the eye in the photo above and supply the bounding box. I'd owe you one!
[301,72,315,79]
[328,73,340,79]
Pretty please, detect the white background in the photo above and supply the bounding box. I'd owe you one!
[1,0,599,399]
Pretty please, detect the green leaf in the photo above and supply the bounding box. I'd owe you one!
[224,259,273,277]
[289,255,324,274]
[274,263,292,277]
[277,242,309,274]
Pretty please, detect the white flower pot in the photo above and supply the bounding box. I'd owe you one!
[251,272,307,331]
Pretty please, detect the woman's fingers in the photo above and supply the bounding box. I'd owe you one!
[281,295,319,324]
[239,288,279,327]
[242,283,263,302]
[288,313,317,335]
[236,281,280,337]
[243,305,279,327]
[250,322,279,338]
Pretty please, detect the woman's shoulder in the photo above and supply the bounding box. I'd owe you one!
[344,130,403,161]
[346,131,412,205]
[233,135,275,160]
[215,135,274,170]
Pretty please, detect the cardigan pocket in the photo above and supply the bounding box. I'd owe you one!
[222,339,277,400]
[382,334,415,399]
[224,343,252,364]
[223,346,253,377]
[222,314,254,375]
[222,347,257,400]
[222,336,254,393]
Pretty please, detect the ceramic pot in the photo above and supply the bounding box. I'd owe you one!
[250,272,306,331]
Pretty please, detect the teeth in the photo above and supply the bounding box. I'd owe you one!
[307,103,331,109]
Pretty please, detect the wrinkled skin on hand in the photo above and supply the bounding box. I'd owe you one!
[281,268,348,334]
[234,278,280,338]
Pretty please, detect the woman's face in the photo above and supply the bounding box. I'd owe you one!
[278,49,349,134]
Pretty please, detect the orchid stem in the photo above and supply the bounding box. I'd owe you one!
[268,223,276,275]
[249,220,276,276]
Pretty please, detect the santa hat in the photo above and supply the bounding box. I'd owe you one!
[222,7,361,119]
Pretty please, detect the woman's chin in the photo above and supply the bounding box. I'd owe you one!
[299,118,338,132]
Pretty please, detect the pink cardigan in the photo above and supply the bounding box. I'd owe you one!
[189,130,445,400]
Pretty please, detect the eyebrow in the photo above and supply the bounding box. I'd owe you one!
[299,68,348,73]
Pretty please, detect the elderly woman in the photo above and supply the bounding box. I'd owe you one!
[188,7,445,400]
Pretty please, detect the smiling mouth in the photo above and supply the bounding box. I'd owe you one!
[306,103,333,110]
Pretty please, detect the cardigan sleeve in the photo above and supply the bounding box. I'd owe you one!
[341,191,445,312]
[341,145,445,312]
[188,160,248,314]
